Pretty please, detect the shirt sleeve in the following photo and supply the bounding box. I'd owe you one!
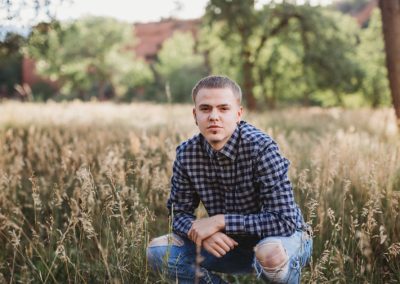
[224,142,300,238]
[167,155,200,237]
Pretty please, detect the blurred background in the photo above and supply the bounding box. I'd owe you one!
[0,0,397,113]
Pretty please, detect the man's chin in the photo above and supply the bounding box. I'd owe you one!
[208,138,222,144]
[205,134,223,143]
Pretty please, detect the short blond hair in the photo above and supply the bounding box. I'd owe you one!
[192,75,242,104]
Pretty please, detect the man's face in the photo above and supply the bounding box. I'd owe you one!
[193,87,243,150]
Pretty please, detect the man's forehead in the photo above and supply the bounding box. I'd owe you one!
[195,88,240,106]
[197,87,234,96]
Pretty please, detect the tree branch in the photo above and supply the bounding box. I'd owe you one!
[254,11,304,58]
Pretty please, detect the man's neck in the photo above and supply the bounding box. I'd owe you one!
[210,142,225,151]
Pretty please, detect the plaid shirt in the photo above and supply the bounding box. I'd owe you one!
[167,121,305,239]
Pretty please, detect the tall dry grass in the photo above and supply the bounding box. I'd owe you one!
[0,102,399,283]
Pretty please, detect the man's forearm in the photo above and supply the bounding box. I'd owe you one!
[212,214,225,231]
[224,212,297,238]
[188,214,226,245]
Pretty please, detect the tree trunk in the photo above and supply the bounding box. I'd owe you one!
[302,92,311,107]
[379,0,400,127]
[98,81,106,101]
[266,96,276,109]
[203,50,212,75]
[268,75,277,109]
[78,89,85,101]
[371,84,380,108]
[242,49,257,110]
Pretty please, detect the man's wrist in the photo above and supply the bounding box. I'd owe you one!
[214,214,225,231]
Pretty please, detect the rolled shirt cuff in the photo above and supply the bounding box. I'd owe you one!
[173,215,194,237]
[224,214,246,234]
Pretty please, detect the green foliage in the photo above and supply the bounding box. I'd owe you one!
[357,9,391,107]
[26,17,154,100]
[155,32,207,103]
[198,23,241,83]
[301,10,363,94]
[203,1,364,108]
[11,2,392,108]
[0,33,25,95]
[30,81,57,102]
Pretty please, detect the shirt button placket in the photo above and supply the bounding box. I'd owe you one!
[214,154,225,212]
[222,163,233,212]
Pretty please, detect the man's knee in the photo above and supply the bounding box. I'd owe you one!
[148,233,184,248]
[255,240,288,271]
[147,234,184,269]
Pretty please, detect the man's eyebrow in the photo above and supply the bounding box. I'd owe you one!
[198,104,211,108]
[198,103,232,108]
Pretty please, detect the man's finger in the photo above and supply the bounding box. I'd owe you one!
[188,229,192,240]
[203,243,222,258]
[213,243,228,256]
[209,248,222,258]
[195,236,202,247]
[221,234,238,249]
[215,238,231,252]
[209,245,224,257]
[220,233,238,247]
[195,232,207,246]
[192,230,200,244]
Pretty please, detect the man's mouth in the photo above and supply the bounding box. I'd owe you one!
[208,125,222,129]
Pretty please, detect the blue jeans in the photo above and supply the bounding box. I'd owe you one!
[147,229,312,284]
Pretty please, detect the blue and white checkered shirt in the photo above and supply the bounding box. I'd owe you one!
[167,121,305,239]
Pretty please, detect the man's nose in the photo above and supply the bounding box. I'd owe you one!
[209,109,219,120]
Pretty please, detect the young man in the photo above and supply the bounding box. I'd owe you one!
[147,75,312,283]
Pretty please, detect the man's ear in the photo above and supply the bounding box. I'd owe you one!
[237,106,243,123]
[193,108,198,125]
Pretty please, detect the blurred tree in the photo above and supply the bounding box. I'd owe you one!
[26,17,153,100]
[203,0,362,109]
[0,33,25,98]
[204,0,260,109]
[357,8,390,108]
[155,32,207,103]
[297,9,362,105]
[379,0,400,126]
[0,32,25,56]
[198,22,242,87]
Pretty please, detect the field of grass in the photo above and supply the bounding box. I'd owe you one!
[0,101,399,283]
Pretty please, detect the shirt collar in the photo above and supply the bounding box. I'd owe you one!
[202,122,242,161]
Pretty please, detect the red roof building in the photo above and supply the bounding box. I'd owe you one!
[353,0,378,26]
[133,18,200,62]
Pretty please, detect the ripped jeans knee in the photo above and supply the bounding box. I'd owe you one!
[255,239,289,283]
[253,230,313,284]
